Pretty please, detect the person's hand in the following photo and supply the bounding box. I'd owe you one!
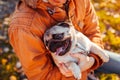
[53,58,73,77]
[71,53,95,72]
[57,63,73,77]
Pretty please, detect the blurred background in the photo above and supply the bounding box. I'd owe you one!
[0,0,120,80]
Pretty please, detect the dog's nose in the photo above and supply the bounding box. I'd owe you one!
[52,33,64,40]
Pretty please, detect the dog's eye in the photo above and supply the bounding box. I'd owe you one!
[52,33,64,40]
[58,23,69,28]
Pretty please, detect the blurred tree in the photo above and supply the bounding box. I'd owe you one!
[92,0,120,79]
[92,0,120,53]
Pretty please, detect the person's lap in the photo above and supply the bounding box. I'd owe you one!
[95,50,120,74]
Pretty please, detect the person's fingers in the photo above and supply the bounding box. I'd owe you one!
[70,53,88,61]
[79,57,95,72]
[58,63,73,77]
[70,53,84,58]
[58,63,68,72]
[60,70,73,77]
[70,53,95,72]
[59,63,72,73]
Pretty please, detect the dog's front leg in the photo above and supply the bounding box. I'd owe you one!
[90,43,109,62]
[66,62,81,80]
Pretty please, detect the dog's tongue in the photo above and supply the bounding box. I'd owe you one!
[55,47,64,55]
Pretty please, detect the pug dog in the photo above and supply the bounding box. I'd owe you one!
[43,22,109,80]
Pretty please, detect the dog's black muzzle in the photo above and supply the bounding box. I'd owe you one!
[47,38,71,56]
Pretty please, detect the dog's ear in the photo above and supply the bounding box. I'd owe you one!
[45,40,49,46]
[43,31,50,47]
[58,22,70,28]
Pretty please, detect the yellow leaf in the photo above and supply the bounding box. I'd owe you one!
[6,64,11,70]
[10,75,17,80]
[1,58,7,65]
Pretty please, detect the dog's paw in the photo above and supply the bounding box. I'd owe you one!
[73,70,81,80]
[68,62,81,80]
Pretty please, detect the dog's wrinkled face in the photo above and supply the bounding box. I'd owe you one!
[44,22,72,56]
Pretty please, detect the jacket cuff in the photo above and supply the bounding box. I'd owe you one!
[87,52,103,72]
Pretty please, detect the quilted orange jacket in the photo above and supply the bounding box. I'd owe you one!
[8,0,103,80]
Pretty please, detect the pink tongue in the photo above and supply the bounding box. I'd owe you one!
[56,47,64,55]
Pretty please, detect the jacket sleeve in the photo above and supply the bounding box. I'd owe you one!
[8,26,76,80]
[82,0,103,71]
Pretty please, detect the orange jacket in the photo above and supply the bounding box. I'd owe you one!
[8,0,103,80]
